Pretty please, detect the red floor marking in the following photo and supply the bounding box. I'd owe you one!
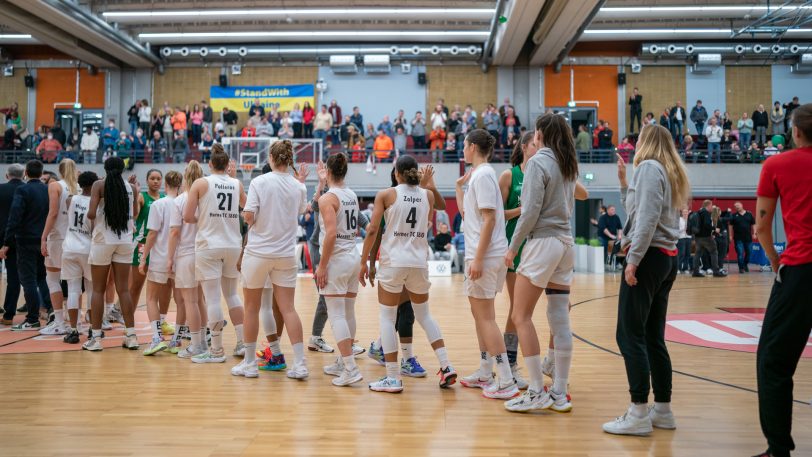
[718,307,767,314]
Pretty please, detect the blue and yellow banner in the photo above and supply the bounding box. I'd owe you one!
[210,84,314,113]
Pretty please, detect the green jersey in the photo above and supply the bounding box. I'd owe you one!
[134,191,164,244]
[505,165,525,271]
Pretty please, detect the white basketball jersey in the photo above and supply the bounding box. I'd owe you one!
[319,186,360,256]
[92,177,134,245]
[172,193,197,258]
[195,173,241,250]
[380,184,430,268]
[47,180,70,241]
[63,195,91,254]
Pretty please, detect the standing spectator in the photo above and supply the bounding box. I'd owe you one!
[575,124,591,157]
[269,112,281,134]
[35,132,61,163]
[770,101,785,136]
[689,100,708,136]
[0,160,49,330]
[752,103,811,457]
[172,131,189,163]
[302,101,315,138]
[711,109,722,126]
[411,111,427,149]
[102,119,119,153]
[659,107,672,133]
[437,97,449,117]
[752,104,769,146]
[691,200,726,277]
[377,115,394,139]
[64,127,80,161]
[393,110,408,134]
[222,107,238,137]
[431,104,447,131]
[290,103,304,138]
[349,106,363,133]
[502,107,521,147]
[347,126,365,162]
[138,99,151,135]
[782,96,800,133]
[670,101,686,144]
[483,104,500,140]
[629,87,643,134]
[127,101,140,136]
[299,206,315,242]
[80,126,99,164]
[722,111,733,131]
[328,99,342,145]
[373,129,394,162]
[429,125,446,162]
[201,99,213,136]
[189,104,203,145]
[729,202,755,273]
[50,121,66,147]
[677,208,692,274]
[160,109,173,143]
[498,96,513,122]
[597,205,623,262]
[447,112,460,138]
[171,106,187,137]
[704,117,723,164]
[393,126,407,155]
[148,130,167,163]
[248,98,265,119]
[598,121,614,152]
[132,128,146,164]
[313,104,333,153]
[738,112,753,150]
[0,164,24,324]
[712,206,730,272]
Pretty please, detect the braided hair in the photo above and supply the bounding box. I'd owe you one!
[103,156,130,237]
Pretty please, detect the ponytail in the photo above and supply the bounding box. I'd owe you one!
[58,158,79,195]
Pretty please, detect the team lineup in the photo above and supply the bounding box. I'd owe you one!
[11,114,687,427]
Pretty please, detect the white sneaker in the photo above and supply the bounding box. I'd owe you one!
[101,318,113,331]
[368,376,403,393]
[287,361,309,379]
[538,387,572,412]
[332,366,363,386]
[510,364,529,390]
[460,372,495,389]
[233,341,246,357]
[542,356,555,380]
[39,321,68,335]
[323,358,344,377]
[192,349,227,364]
[351,343,366,356]
[231,359,259,378]
[178,344,205,359]
[121,334,140,350]
[482,379,520,400]
[107,306,125,324]
[602,407,653,436]
[307,336,334,353]
[82,337,103,352]
[648,405,677,429]
[504,389,545,412]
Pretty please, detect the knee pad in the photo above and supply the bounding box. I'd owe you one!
[46,270,62,295]
[260,288,276,337]
[201,279,224,322]
[396,300,414,338]
[412,301,442,344]
[379,304,398,354]
[344,297,357,338]
[545,291,573,353]
[221,277,242,310]
[327,297,351,342]
[66,278,83,310]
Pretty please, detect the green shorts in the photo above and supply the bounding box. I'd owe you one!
[508,241,526,273]
[132,242,150,267]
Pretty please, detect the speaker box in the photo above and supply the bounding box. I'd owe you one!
[24,75,34,88]
[417,72,426,85]
[219,74,228,88]
[617,73,626,86]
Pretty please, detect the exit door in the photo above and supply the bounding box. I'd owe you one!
[54,109,104,135]
[550,107,597,136]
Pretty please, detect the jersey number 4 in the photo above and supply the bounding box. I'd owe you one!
[406,207,417,229]
[344,209,357,231]
[217,192,233,212]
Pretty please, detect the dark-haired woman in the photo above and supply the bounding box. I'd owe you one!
[236,140,309,379]
[456,130,517,399]
[85,157,140,351]
[360,155,457,393]
[317,152,365,386]
[504,113,580,413]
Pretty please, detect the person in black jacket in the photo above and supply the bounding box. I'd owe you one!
[752,104,770,147]
[691,200,727,278]
[0,160,52,329]
[0,164,24,321]
[670,101,686,145]
[629,87,643,134]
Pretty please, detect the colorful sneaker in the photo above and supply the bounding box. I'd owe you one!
[648,406,677,429]
[460,372,494,389]
[122,334,140,350]
[602,407,653,436]
[256,345,270,359]
[352,343,366,356]
[511,364,529,390]
[538,387,572,412]
[178,344,205,359]
[143,340,168,356]
[307,336,334,353]
[286,361,309,379]
[323,358,344,377]
[367,341,385,366]
[160,320,175,336]
[39,321,68,335]
[192,349,227,364]
[167,340,182,354]
[233,341,246,357]
[504,389,545,412]
[542,356,555,380]
[401,357,427,378]
[483,379,520,400]
[368,376,403,393]
[437,366,457,388]
[82,337,103,352]
[332,366,363,387]
[259,354,287,371]
[231,359,259,378]
[63,329,80,344]
[11,321,41,331]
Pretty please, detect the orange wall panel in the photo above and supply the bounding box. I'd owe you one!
[35,68,105,128]
[544,65,619,144]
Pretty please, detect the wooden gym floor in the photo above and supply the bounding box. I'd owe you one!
[1,271,810,457]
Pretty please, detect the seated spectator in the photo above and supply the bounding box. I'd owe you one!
[683,134,696,161]
[763,140,779,157]
[36,132,61,163]
[148,130,167,163]
[101,120,118,153]
[115,131,132,164]
[172,131,189,163]
[617,136,634,161]
[278,122,293,139]
[347,126,365,163]
[256,117,274,137]
[598,205,623,261]
[431,223,454,260]
[771,132,785,149]
[744,140,761,163]
[445,132,457,159]
[339,115,353,145]
[373,129,393,162]
[200,131,214,161]
[132,128,147,164]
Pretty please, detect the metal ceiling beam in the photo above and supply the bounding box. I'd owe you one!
[529,0,601,66]
[553,0,607,73]
[490,0,546,66]
[732,0,812,37]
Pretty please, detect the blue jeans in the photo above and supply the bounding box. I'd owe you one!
[313,130,327,157]
[694,121,705,136]
[677,238,692,272]
[739,132,751,151]
[735,240,751,271]
[707,142,721,163]
[129,121,138,137]
[672,120,684,144]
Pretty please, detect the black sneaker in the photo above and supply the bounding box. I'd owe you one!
[691,273,705,278]
[437,365,458,388]
[63,330,80,344]
[713,271,728,278]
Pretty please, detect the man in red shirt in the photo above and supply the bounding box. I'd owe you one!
[753,103,812,457]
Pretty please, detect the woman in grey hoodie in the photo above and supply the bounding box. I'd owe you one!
[603,124,691,437]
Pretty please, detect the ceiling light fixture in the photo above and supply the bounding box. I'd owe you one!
[600,6,812,13]
[584,29,732,34]
[0,34,33,39]
[138,31,490,39]
[105,8,494,18]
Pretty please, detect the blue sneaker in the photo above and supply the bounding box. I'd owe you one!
[401,357,427,378]
[367,341,385,366]
[369,376,403,393]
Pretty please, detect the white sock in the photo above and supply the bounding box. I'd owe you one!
[434,347,449,370]
[190,331,202,348]
[92,329,102,338]
[269,340,282,356]
[546,348,556,363]
[525,355,544,392]
[654,402,671,414]
[244,342,257,363]
[105,303,114,315]
[385,361,400,380]
[54,309,64,326]
[495,352,512,383]
[150,320,161,341]
[292,342,305,364]
[479,351,493,376]
[160,313,167,324]
[235,323,244,342]
[630,403,648,418]
[342,354,357,370]
[125,326,135,337]
[402,343,414,360]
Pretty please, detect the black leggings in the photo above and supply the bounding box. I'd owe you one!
[395,300,414,338]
